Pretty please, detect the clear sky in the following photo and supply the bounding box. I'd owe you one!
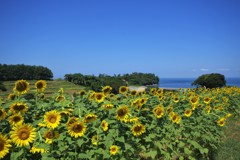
[0,0,240,78]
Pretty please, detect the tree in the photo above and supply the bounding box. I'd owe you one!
[192,73,226,88]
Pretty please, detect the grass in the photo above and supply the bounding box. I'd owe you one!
[213,117,240,160]
[0,80,240,159]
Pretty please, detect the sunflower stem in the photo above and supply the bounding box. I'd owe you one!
[35,91,38,105]
[23,147,26,160]
[38,131,43,142]
[75,141,77,160]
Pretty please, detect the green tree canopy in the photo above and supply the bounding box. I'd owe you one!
[192,73,226,88]
[0,64,53,80]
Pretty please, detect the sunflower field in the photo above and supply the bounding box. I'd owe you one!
[0,80,240,160]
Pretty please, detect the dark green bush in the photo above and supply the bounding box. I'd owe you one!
[64,72,158,94]
[0,81,7,91]
[192,73,226,88]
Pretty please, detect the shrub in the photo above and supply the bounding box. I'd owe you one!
[192,73,226,88]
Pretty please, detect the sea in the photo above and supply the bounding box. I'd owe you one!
[158,77,240,89]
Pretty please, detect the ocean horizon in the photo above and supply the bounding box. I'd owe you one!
[158,77,240,88]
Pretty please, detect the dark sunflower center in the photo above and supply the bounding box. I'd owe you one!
[102,123,106,127]
[156,110,162,115]
[191,98,197,103]
[111,148,116,152]
[117,109,127,117]
[205,98,210,102]
[19,129,30,140]
[0,140,4,151]
[57,96,64,101]
[134,126,142,132]
[104,88,110,93]
[172,115,177,121]
[96,94,103,100]
[46,132,52,139]
[14,105,25,111]
[37,83,44,89]
[68,119,77,125]
[73,124,83,132]
[121,88,126,92]
[16,82,28,92]
[49,116,57,123]
[13,116,21,122]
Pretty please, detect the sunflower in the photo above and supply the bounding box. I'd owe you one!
[130,90,137,96]
[203,97,212,104]
[119,86,128,94]
[225,113,232,118]
[129,117,139,123]
[101,120,108,131]
[190,96,199,105]
[149,88,157,95]
[166,105,173,114]
[43,130,59,144]
[83,113,98,123]
[7,93,16,100]
[140,98,148,105]
[158,94,165,101]
[35,80,47,92]
[131,99,140,107]
[217,118,226,127]
[0,133,12,159]
[10,124,36,147]
[79,90,86,96]
[30,146,47,154]
[0,108,6,121]
[55,95,65,102]
[152,105,164,118]
[184,109,192,117]
[173,96,179,103]
[157,88,163,95]
[102,104,114,110]
[171,114,181,124]
[204,105,211,114]
[38,123,47,127]
[58,88,64,94]
[13,80,30,94]
[95,92,105,103]
[10,102,28,114]
[110,145,119,155]
[66,116,79,127]
[8,114,24,126]
[102,86,112,96]
[59,110,71,117]
[88,91,96,100]
[131,123,146,136]
[44,110,61,129]
[116,106,130,121]
[91,135,99,145]
[68,122,86,138]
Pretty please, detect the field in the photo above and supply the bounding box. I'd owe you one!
[0,80,240,160]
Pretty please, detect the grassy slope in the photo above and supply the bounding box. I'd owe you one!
[0,80,84,98]
[0,80,239,159]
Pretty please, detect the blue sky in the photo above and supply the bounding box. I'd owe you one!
[0,0,240,78]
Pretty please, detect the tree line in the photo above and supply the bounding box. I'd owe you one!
[0,64,53,81]
[64,72,160,93]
